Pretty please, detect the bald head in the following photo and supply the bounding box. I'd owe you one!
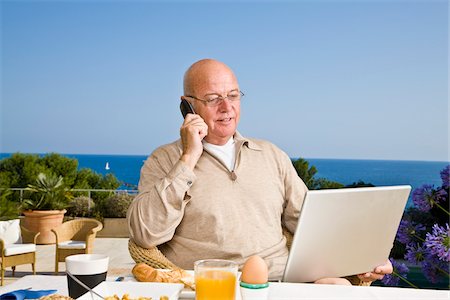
[183,59,238,96]
[181,59,241,145]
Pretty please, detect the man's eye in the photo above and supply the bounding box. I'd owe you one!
[208,97,221,103]
[228,94,239,100]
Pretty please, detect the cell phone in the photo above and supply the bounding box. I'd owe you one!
[180,99,195,118]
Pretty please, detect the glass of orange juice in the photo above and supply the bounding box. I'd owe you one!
[195,259,238,300]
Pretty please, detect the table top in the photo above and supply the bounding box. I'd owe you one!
[0,275,448,300]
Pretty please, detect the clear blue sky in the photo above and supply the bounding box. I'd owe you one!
[1,0,448,161]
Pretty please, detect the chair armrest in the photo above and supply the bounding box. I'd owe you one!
[21,226,40,244]
[0,238,4,255]
[85,221,102,238]
[86,229,95,238]
[85,230,97,245]
[128,239,179,270]
[87,222,103,237]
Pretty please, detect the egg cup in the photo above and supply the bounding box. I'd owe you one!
[240,282,269,300]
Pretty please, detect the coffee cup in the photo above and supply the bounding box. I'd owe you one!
[65,254,109,298]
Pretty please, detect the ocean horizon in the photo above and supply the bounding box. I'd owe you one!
[1,152,448,208]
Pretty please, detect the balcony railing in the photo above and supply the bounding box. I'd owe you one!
[5,187,138,201]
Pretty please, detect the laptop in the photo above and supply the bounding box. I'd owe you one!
[282,185,411,283]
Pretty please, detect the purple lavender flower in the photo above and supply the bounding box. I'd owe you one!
[396,219,426,244]
[381,273,399,286]
[421,252,449,284]
[381,258,409,286]
[412,184,447,212]
[441,165,450,189]
[405,238,450,284]
[425,223,450,262]
[405,243,426,264]
[400,166,450,287]
[394,259,410,274]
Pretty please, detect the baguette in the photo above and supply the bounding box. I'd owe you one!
[132,262,195,290]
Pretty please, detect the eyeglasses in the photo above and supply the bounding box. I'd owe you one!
[185,91,244,107]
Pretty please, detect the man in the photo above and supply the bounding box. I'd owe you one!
[127,59,392,284]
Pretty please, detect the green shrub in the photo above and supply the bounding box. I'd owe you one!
[0,153,121,205]
[292,157,344,190]
[0,189,20,221]
[67,196,95,217]
[100,193,134,218]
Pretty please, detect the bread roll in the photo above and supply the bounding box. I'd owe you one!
[132,262,195,290]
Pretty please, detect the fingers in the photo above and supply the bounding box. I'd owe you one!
[374,260,393,275]
[181,114,207,132]
[358,272,385,281]
[182,115,208,137]
[179,114,208,170]
[183,113,203,125]
[357,273,370,281]
[358,260,393,282]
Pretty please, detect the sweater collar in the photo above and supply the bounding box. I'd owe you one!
[176,131,262,152]
[234,131,262,151]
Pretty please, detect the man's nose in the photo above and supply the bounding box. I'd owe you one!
[218,97,233,111]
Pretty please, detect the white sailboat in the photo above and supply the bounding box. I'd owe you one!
[105,162,110,170]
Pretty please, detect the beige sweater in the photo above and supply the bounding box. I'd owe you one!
[127,132,308,280]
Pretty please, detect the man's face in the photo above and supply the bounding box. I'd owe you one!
[188,65,240,145]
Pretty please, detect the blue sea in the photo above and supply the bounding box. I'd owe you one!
[1,153,448,207]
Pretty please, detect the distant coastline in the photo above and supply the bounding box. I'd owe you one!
[1,153,448,208]
[1,152,447,162]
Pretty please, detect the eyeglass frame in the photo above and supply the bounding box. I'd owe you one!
[184,90,245,107]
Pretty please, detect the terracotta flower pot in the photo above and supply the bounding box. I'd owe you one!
[23,209,67,244]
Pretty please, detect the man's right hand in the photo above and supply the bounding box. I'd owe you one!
[180,113,208,170]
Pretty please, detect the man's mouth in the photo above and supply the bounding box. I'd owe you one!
[217,117,233,122]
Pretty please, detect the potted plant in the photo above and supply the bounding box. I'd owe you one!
[22,173,72,244]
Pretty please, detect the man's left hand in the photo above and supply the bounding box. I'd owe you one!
[357,259,393,282]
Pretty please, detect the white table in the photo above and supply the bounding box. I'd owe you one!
[0,275,448,300]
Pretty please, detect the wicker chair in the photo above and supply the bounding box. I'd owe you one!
[52,218,103,273]
[128,226,371,286]
[128,239,178,269]
[0,220,40,286]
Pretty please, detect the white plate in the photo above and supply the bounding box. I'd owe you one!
[77,282,184,300]
[179,289,195,299]
[109,274,195,299]
[108,270,242,299]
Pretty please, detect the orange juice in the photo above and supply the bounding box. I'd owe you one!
[195,270,236,300]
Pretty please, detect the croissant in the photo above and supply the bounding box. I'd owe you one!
[39,295,73,300]
[132,262,195,290]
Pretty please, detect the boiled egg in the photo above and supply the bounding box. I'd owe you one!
[241,255,268,284]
